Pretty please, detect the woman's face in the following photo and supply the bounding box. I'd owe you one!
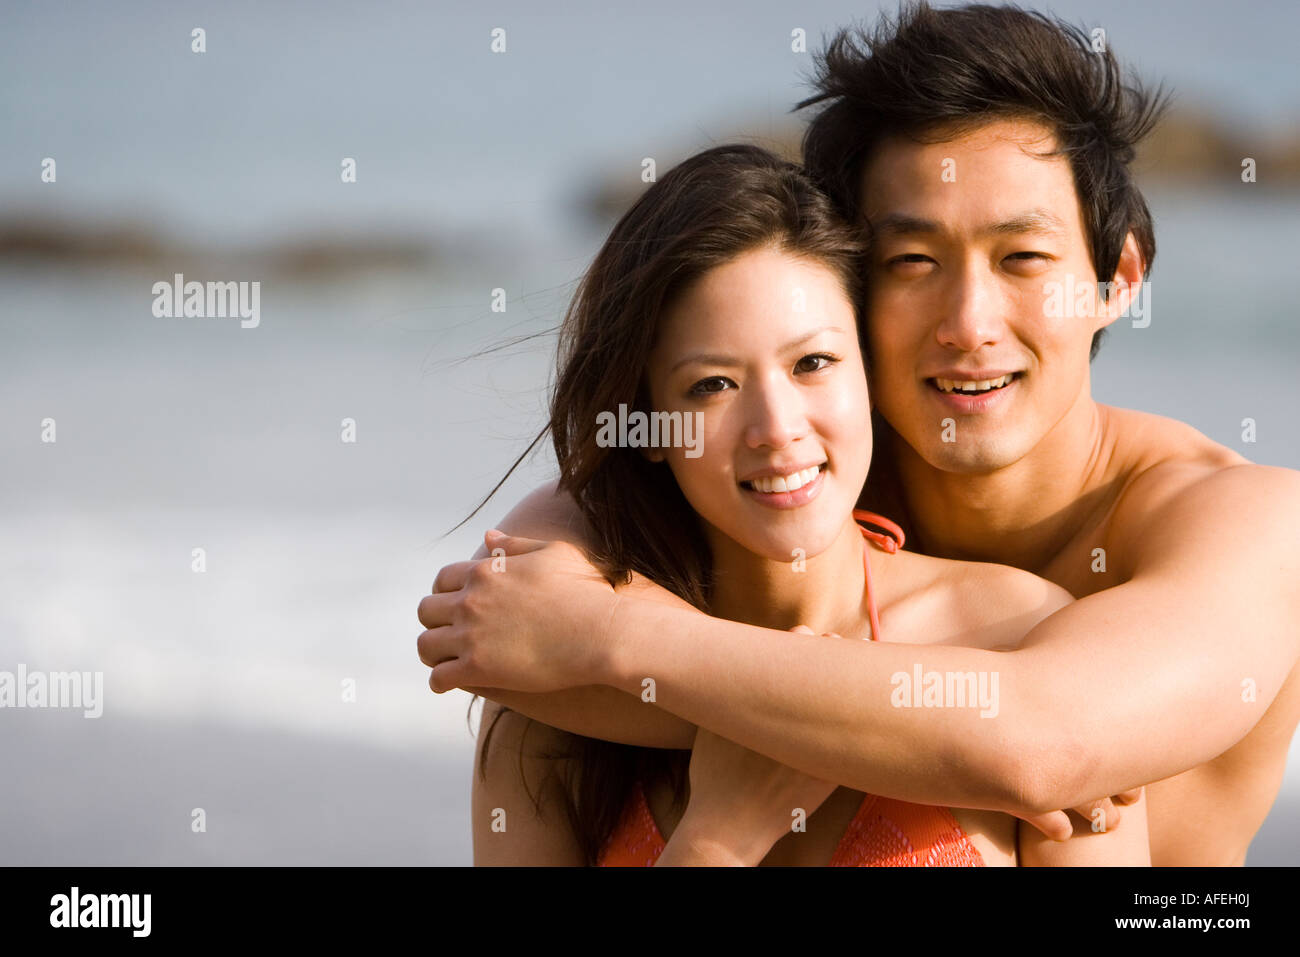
[644,244,872,563]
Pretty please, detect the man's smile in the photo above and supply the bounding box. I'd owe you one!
[927,371,1023,394]
[924,371,1024,412]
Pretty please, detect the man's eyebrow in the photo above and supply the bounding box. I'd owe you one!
[870,213,940,236]
[669,325,847,375]
[869,208,1068,238]
[984,208,1068,237]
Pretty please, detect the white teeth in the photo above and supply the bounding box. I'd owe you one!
[935,374,1014,393]
[747,465,822,494]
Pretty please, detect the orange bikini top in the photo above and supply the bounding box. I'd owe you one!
[598,511,986,867]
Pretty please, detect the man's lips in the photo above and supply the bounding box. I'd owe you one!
[925,371,1023,412]
[926,368,1021,384]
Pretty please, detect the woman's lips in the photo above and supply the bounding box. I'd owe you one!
[740,465,826,510]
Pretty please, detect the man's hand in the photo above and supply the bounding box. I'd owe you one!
[1018,789,1144,841]
[417,530,619,694]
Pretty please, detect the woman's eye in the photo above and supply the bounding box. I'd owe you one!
[794,353,839,374]
[689,376,733,396]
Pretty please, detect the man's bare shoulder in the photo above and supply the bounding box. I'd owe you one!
[1102,403,1251,480]
[887,550,1072,651]
[1101,405,1300,552]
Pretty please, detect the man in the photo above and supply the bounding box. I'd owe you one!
[418,3,1300,865]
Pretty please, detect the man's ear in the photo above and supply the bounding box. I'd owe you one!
[641,447,665,464]
[1096,232,1145,332]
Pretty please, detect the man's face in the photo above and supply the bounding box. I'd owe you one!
[859,117,1115,473]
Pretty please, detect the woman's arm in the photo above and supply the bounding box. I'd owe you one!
[471,701,586,865]
[1018,789,1150,866]
[465,684,695,749]
[471,699,731,865]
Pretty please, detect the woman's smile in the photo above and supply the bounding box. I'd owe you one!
[739,462,828,509]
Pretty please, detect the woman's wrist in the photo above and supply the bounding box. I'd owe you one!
[661,809,777,866]
[656,819,764,866]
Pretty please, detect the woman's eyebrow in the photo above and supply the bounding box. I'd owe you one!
[669,325,848,374]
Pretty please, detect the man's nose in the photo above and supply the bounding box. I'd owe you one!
[743,377,808,450]
[935,261,1005,352]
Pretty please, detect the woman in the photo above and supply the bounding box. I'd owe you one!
[468,144,1148,865]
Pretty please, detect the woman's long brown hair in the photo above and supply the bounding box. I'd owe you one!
[471,143,867,865]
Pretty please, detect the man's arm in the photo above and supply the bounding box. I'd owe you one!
[590,464,1300,814]
[429,467,1300,816]
[456,481,695,749]
[1018,789,1150,866]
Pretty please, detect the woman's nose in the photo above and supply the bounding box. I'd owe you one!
[742,379,808,449]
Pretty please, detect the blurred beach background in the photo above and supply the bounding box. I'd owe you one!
[1,0,1297,865]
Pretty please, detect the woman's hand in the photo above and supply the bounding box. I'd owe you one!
[417,530,619,694]
[666,626,842,866]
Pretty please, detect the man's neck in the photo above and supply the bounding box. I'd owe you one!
[892,395,1121,574]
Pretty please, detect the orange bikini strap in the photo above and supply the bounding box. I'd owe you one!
[852,510,904,643]
[852,509,905,554]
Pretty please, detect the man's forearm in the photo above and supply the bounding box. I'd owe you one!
[591,596,1036,813]
[588,587,1270,815]
[445,472,1296,815]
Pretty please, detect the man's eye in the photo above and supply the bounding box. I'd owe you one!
[1006,252,1050,262]
[888,254,933,265]
[689,376,733,396]
[794,353,840,374]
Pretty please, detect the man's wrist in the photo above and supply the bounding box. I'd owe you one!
[589,588,635,687]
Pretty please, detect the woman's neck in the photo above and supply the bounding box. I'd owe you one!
[706,515,875,637]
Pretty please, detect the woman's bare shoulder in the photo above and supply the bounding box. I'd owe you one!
[882,551,1072,651]
[482,479,593,551]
